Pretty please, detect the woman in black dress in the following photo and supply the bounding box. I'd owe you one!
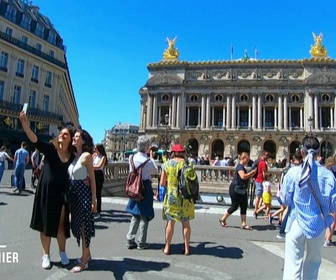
[19,111,75,269]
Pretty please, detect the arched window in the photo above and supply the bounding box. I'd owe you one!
[237,140,250,154]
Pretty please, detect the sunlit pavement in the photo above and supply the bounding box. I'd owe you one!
[0,170,335,280]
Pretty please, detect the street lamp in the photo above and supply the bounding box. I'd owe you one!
[308,116,313,135]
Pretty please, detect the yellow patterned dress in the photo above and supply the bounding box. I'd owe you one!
[162,159,195,222]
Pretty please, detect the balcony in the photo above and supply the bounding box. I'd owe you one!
[0,100,63,122]
[0,31,67,69]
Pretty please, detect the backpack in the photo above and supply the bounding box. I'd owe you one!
[251,159,260,179]
[125,155,150,201]
[178,161,200,203]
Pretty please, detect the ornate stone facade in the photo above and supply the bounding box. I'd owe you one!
[139,58,336,161]
[0,0,78,148]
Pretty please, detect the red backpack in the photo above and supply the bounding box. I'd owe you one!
[125,155,150,201]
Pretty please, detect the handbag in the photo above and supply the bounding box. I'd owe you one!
[64,167,77,205]
[233,170,247,194]
[64,182,76,204]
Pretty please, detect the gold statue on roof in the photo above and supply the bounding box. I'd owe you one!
[163,37,179,61]
[310,32,327,58]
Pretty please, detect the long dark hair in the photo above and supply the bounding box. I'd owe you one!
[95,143,107,165]
[75,129,94,154]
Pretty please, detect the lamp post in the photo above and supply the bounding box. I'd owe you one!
[308,116,313,135]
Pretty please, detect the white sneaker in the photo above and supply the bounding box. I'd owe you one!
[41,254,51,269]
[59,251,70,265]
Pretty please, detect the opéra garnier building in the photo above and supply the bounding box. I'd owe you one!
[139,34,335,161]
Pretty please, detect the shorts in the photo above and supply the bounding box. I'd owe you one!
[262,192,272,204]
[277,196,283,205]
[255,182,263,197]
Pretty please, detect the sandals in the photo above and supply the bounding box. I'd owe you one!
[76,256,91,264]
[219,219,229,228]
[71,260,89,273]
[241,224,253,230]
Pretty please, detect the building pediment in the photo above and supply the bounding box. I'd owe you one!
[306,72,336,84]
[146,73,183,86]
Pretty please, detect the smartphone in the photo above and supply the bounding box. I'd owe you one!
[22,103,28,114]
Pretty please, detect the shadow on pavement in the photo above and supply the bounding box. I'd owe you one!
[87,257,170,280]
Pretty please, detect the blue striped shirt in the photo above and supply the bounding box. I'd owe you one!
[281,161,336,238]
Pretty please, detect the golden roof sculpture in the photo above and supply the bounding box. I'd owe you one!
[310,32,327,58]
[163,37,179,61]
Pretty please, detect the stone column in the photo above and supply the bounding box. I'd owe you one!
[152,95,157,126]
[171,94,176,128]
[288,107,292,130]
[237,106,240,128]
[257,94,262,129]
[314,94,318,129]
[284,94,288,130]
[198,107,201,126]
[263,106,265,128]
[300,107,303,129]
[223,106,226,128]
[201,94,206,128]
[211,107,214,127]
[278,95,283,130]
[176,93,181,129]
[181,91,186,128]
[274,106,277,129]
[206,94,211,128]
[252,94,256,129]
[140,99,145,130]
[231,94,236,129]
[146,94,153,127]
[331,106,334,129]
[249,106,252,128]
[308,91,314,129]
[226,94,231,129]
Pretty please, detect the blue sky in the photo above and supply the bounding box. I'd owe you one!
[32,0,336,143]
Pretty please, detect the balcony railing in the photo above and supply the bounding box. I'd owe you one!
[0,100,63,121]
[0,31,67,69]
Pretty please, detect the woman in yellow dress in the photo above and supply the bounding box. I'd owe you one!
[160,144,195,255]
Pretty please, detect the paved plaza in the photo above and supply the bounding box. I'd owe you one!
[0,170,335,279]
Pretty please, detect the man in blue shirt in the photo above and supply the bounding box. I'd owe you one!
[13,142,30,194]
[281,135,336,280]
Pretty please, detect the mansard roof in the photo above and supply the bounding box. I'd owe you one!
[0,0,64,50]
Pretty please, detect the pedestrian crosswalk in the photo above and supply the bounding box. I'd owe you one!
[252,241,335,279]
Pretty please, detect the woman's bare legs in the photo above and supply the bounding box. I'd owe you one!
[71,225,91,272]
[56,206,67,252]
[40,232,51,255]
[182,221,191,255]
[163,221,175,254]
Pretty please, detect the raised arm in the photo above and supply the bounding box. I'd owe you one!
[19,111,37,143]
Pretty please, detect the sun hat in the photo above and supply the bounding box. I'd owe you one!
[171,144,186,153]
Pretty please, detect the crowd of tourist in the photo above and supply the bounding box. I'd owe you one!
[1,109,335,279]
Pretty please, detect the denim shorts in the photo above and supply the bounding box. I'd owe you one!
[255,182,263,197]
[277,196,283,205]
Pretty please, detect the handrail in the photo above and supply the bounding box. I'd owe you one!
[103,161,284,207]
